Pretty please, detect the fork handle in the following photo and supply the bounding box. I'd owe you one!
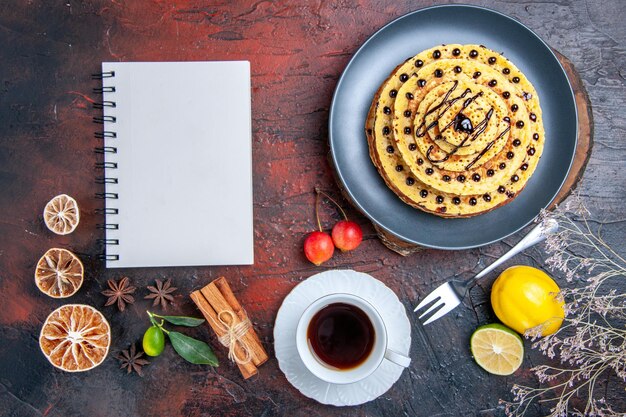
[473,219,558,281]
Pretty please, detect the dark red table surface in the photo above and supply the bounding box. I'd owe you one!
[1,1,624,416]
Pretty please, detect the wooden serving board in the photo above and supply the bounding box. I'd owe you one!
[333,51,593,255]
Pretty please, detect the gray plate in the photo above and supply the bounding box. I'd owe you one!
[329,4,577,250]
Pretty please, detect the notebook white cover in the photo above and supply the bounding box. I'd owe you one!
[100,61,253,268]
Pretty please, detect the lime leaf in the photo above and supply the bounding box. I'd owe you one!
[157,315,205,327]
[167,331,218,366]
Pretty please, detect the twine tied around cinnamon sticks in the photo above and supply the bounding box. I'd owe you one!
[211,310,252,364]
[190,277,268,379]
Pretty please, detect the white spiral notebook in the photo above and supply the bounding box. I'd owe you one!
[96,61,254,268]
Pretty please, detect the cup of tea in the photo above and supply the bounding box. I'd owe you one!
[295,293,411,384]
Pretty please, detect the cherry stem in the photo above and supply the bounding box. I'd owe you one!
[314,191,323,232]
[315,187,348,221]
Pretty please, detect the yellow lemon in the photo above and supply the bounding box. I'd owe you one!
[491,266,564,336]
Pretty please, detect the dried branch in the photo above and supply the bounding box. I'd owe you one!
[501,194,626,417]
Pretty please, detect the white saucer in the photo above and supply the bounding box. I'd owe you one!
[274,269,411,406]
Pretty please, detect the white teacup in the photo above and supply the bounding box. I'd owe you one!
[296,293,411,384]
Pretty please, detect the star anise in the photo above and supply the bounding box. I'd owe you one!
[144,278,177,309]
[102,276,136,311]
[117,343,149,376]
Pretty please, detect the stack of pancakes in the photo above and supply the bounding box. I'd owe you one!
[366,44,544,217]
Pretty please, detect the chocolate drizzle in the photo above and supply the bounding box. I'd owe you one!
[438,92,482,134]
[425,107,495,165]
[426,145,448,163]
[416,81,485,141]
[464,122,511,170]
[399,71,526,180]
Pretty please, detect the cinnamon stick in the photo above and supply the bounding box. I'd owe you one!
[190,291,257,379]
[213,277,268,366]
[200,283,267,367]
[190,277,268,379]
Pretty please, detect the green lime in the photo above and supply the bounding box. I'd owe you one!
[470,323,524,376]
[143,325,165,357]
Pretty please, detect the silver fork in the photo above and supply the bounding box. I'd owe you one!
[414,219,558,325]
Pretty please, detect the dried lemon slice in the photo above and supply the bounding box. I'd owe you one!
[35,248,84,298]
[43,194,80,235]
[39,304,111,372]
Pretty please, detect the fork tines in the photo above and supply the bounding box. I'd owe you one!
[413,282,461,325]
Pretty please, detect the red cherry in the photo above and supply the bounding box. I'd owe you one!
[332,220,363,251]
[304,231,334,266]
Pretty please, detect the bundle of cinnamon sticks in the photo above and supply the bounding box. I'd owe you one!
[190,277,268,379]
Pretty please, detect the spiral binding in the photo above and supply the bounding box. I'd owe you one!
[93,115,116,124]
[99,254,120,261]
[94,146,117,154]
[93,101,116,109]
[93,70,119,263]
[95,191,118,197]
[95,162,117,169]
[94,131,116,139]
[97,239,119,245]
[95,177,118,184]
[95,208,119,215]
[96,223,119,230]
[92,71,115,79]
[93,86,115,93]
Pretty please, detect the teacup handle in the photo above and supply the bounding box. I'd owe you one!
[384,348,411,368]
